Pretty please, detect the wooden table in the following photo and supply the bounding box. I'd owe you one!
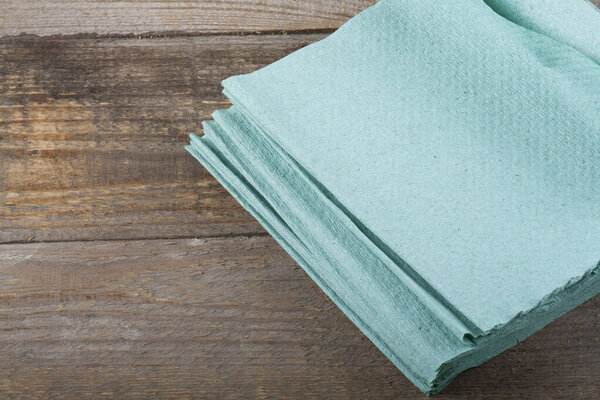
[1,1,599,398]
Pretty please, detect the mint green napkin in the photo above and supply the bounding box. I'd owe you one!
[187,0,600,394]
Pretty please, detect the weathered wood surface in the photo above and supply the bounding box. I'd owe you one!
[0,34,324,243]
[0,1,374,37]
[1,1,600,398]
[2,0,598,38]
[1,236,599,399]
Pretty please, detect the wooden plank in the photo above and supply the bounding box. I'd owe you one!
[0,33,325,243]
[0,1,375,37]
[0,236,598,399]
[1,0,598,37]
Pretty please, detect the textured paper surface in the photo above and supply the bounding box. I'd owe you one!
[188,0,600,394]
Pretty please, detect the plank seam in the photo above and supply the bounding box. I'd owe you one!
[0,232,270,246]
[0,29,335,42]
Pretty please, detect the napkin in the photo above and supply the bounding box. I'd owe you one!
[187,0,600,394]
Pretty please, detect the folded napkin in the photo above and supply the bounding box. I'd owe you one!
[187,0,600,394]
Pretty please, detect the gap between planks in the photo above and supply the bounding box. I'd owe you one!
[0,28,338,42]
[0,232,271,246]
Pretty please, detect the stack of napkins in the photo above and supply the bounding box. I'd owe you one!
[187,0,600,394]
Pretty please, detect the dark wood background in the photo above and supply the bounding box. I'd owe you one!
[1,1,599,398]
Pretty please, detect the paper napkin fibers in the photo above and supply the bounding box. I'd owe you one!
[187,0,600,394]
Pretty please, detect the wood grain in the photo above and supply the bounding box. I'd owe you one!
[0,1,375,37]
[2,1,600,398]
[0,236,599,399]
[0,33,324,243]
[1,0,597,38]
